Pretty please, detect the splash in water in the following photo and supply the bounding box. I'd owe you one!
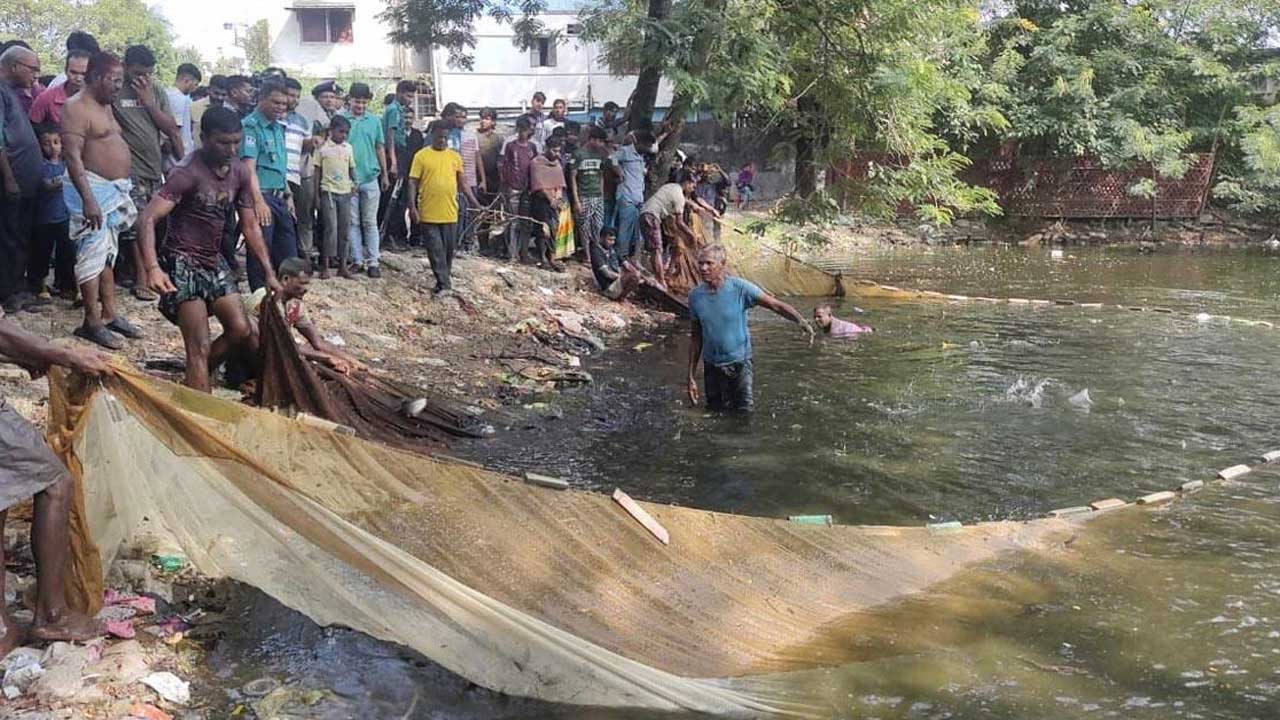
[1004,376,1054,408]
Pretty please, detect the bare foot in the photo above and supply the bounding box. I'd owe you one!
[29,610,102,643]
[0,613,26,657]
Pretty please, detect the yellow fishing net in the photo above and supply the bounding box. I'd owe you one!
[720,226,845,299]
[48,367,1079,717]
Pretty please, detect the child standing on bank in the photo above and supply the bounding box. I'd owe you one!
[34,126,74,300]
[312,114,357,279]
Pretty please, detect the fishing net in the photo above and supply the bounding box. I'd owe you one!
[47,365,1080,717]
[254,297,483,453]
[718,222,845,299]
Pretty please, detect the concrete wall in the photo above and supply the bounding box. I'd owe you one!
[265,2,673,110]
[430,14,673,111]
[269,2,398,75]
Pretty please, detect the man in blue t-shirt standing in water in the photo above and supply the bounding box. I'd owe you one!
[686,244,814,411]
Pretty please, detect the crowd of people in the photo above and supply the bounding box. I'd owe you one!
[2,30,767,330]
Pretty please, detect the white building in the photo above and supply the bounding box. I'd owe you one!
[263,0,672,112]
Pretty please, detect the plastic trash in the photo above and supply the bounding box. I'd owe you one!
[1196,312,1212,323]
[150,554,187,573]
[141,671,191,705]
[1069,389,1093,409]
[788,515,833,526]
[127,703,173,720]
[242,677,282,698]
[2,647,44,698]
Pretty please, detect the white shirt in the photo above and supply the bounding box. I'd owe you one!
[641,183,687,219]
[535,117,564,148]
[166,87,194,157]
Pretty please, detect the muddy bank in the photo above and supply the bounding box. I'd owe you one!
[0,249,675,429]
[730,209,1280,263]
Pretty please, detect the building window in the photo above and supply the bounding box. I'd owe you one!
[297,8,354,44]
[530,37,557,67]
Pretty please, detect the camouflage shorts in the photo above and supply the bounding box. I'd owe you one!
[157,253,239,325]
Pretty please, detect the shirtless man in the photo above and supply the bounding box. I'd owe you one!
[0,313,114,654]
[60,52,144,350]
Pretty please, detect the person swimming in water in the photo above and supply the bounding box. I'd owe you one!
[814,304,873,337]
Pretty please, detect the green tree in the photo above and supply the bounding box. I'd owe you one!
[378,0,549,72]
[238,19,272,70]
[0,0,181,78]
[581,0,1003,224]
[981,1,1280,220]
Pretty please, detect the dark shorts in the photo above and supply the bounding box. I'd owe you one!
[640,212,663,252]
[158,253,239,325]
[705,359,754,411]
[0,398,67,511]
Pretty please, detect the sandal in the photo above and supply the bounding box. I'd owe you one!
[106,316,143,339]
[131,286,159,302]
[74,325,124,350]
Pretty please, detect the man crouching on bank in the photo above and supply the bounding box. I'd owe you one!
[686,244,813,411]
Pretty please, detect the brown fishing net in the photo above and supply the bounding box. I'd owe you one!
[253,295,482,453]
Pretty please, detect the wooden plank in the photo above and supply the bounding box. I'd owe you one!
[612,489,670,545]
[524,472,569,490]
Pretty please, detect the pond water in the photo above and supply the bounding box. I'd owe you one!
[213,246,1280,719]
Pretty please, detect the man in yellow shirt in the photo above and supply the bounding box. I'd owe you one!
[408,121,478,296]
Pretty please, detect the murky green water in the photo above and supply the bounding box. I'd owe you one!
[216,246,1280,718]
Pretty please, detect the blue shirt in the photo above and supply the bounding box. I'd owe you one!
[166,88,194,155]
[612,145,646,204]
[1,83,41,198]
[688,277,764,366]
[340,110,385,185]
[37,160,68,225]
[240,110,289,191]
[382,100,407,151]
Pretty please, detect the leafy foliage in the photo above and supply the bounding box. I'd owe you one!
[378,0,549,71]
[238,19,272,71]
[0,0,181,78]
[580,0,1007,224]
[983,1,1280,219]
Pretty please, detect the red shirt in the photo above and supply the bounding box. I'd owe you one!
[28,83,68,125]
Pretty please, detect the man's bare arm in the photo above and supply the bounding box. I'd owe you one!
[239,209,281,292]
[138,195,178,272]
[686,319,703,404]
[384,125,397,177]
[457,170,479,207]
[757,293,815,341]
[240,158,272,227]
[0,320,114,376]
[407,177,420,223]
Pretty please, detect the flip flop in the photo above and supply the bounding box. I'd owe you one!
[106,316,144,339]
[132,286,159,301]
[74,324,124,350]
